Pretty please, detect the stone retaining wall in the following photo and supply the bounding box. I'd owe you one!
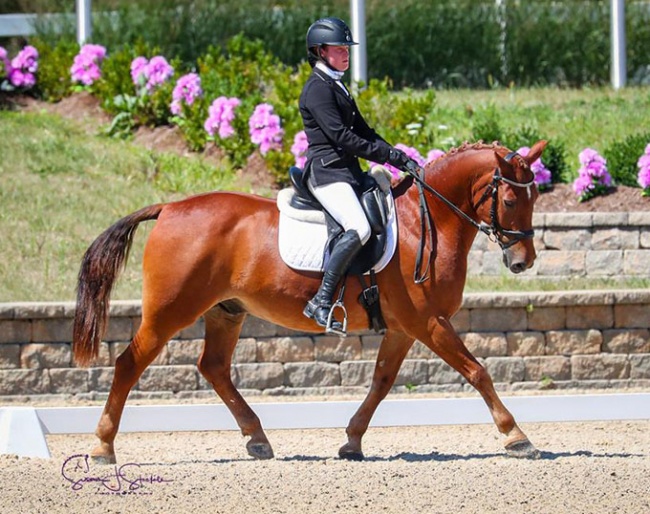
[1,290,649,400]
[470,212,650,278]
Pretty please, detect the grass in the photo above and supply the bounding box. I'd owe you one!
[2,87,650,302]
[465,276,650,293]
[0,109,238,301]
[430,86,650,170]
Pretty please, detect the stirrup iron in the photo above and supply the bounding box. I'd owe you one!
[326,300,348,336]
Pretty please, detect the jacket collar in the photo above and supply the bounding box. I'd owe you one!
[315,62,345,80]
[312,67,354,105]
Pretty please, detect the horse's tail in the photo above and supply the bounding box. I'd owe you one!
[73,204,164,366]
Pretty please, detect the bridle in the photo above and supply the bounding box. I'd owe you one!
[407,151,536,283]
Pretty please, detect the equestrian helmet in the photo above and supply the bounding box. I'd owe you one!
[306,17,357,56]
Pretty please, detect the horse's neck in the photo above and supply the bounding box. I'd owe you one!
[426,150,492,214]
[409,150,493,253]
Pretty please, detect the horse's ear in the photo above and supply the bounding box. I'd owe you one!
[495,151,514,174]
[524,140,548,165]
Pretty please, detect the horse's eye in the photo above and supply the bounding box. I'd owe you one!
[503,199,516,208]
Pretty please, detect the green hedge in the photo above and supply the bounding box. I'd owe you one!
[28,0,650,88]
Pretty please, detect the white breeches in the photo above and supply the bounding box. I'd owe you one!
[308,181,371,245]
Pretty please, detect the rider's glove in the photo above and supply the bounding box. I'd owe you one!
[403,158,420,175]
[387,148,420,174]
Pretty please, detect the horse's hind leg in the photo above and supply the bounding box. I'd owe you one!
[339,329,414,460]
[424,316,539,459]
[91,321,175,464]
[198,304,274,460]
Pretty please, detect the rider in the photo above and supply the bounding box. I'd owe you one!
[299,16,419,332]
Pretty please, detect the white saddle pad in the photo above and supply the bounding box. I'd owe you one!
[277,168,398,273]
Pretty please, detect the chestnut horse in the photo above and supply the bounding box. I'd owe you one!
[73,140,546,464]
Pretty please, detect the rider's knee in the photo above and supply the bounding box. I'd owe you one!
[354,220,372,245]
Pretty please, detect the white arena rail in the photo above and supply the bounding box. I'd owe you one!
[1,393,649,458]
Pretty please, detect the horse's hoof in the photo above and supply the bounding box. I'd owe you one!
[338,444,364,461]
[246,440,274,460]
[505,439,540,459]
[91,454,116,465]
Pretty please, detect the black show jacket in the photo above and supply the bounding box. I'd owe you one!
[299,67,393,189]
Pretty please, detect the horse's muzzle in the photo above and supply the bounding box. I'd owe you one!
[502,246,536,274]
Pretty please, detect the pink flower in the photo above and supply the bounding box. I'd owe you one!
[131,56,148,85]
[170,73,202,115]
[8,69,29,87]
[130,56,174,92]
[426,148,445,164]
[573,148,611,201]
[71,44,107,86]
[578,148,606,167]
[291,131,309,168]
[572,173,594,196]
[249,103,284,155]
[7,45,38,89]
[517,146,552,189]
[637,143,650,192]
[145,56,174,91]
[11,45,38,73]
[381,144,424,178]
[204,96,241,139]
[81,44,106,61]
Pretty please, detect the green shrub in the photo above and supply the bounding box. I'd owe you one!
[31,37,78,102]
[386,89,437,150]
[504,124,540,151]
[172,99,209,152]
[262,61,312,184]
[193,36,285,166]
[471,104,503,143]
[604,133,650,187]
[94,41,181,137]
[541,140,570,184]
[354,77,392,130]
[504,125,568,184]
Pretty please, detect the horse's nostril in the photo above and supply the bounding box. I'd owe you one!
[511,262,526,274]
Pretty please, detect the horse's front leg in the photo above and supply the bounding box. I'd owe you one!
[424,315,539,458]
[339,329,414,460]
[198,305,274,460]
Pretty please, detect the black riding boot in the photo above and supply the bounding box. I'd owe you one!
[304,230,363,332]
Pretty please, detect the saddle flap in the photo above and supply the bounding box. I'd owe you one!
[360,186,388,234]
[289,166,321,210]
[277,187,398,274]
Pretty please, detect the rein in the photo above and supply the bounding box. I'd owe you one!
[407,151,536,283]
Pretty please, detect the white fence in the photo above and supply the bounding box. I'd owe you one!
[1,394,649,458]
[0,0,91,43]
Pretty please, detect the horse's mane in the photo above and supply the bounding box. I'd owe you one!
[447,140,504,156]
[444,140,527,169]
[391,140,510,197]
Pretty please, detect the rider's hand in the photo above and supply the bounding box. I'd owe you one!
[388,148,420,174]
[403,158,420,175]
[387,148,408,168]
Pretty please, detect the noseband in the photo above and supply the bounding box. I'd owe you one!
[407,151,536,282]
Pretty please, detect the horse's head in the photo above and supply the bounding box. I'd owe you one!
[475,140,547,274]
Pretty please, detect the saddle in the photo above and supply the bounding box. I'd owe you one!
[276,166,399,332]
